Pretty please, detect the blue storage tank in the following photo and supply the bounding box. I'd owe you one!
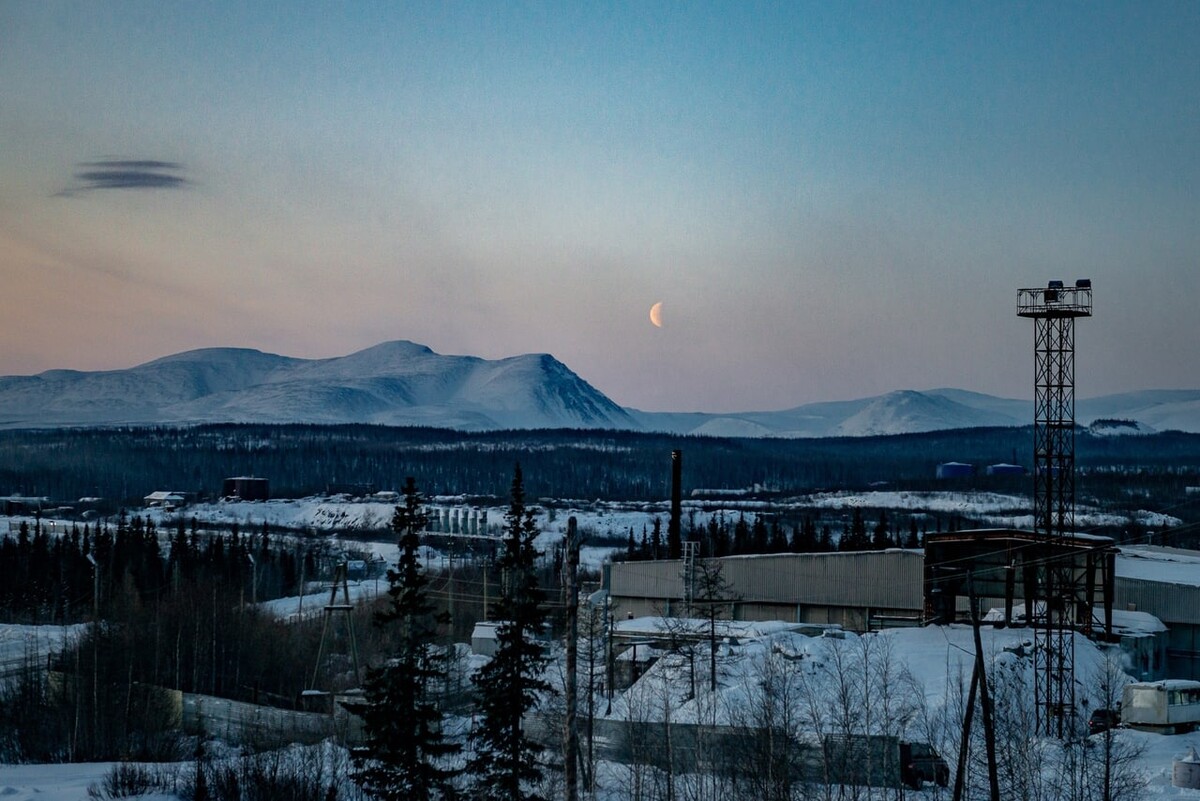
[936,462,974,480]
[986,464,1026,477]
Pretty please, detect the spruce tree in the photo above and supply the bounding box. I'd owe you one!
[872,510,892,549]
[467,464,550,801]
[353,476,460,801]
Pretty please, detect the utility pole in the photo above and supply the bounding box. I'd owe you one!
[563,517,581,801]
[605,596,614,715]
[246,553,257,606]
[968,574,1000,801]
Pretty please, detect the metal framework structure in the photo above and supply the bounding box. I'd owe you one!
[309,561,362,693]
[1017,280,1092,738]
[682,540,699,611]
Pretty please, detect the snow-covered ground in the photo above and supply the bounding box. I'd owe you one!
[258,579,389,621]
[70,487,1180,544]
[1,618,1200,797]
[0,623,87,679]
[601,620,1200,797]
[801,489,1182,530]
[0,762,174,801]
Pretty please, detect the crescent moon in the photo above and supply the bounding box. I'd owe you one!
[650,301,663,328]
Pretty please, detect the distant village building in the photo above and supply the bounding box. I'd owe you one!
[1,496,49,516]
[143,491,189,510]
[222,476,269,501]
[325,482,376,498]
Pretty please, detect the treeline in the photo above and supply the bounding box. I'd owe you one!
[617,507,939,562]
[6,423,1200,507]
[0,515,310,625]
[0,514,398,762]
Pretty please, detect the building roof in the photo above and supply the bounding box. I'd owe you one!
[1117,545,1200,588]
[144,491,186,502]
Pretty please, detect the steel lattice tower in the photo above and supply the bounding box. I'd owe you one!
[1018,280,1092,738]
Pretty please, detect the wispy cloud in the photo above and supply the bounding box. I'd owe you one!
[59,158,190,195]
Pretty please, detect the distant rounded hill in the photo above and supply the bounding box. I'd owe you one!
[1,342,1198,436]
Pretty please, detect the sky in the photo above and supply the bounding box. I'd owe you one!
[2,2,1198,413]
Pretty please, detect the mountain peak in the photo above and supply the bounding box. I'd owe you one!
[349,340,436,357]
[0,341,631,432]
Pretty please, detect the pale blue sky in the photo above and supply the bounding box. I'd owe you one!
[2,2,1197,411]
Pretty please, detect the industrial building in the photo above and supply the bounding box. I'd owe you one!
[606,531,1200,681]
[222,476,269,501]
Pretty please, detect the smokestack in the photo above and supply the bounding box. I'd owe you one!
[669,449,682,559]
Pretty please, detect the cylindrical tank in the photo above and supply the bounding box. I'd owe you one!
[1174,746,1200,789]
[936,462,974,480]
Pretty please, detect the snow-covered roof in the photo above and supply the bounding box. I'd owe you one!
[1117,545,1200,588]
[471,622,503,640]
[614,616,821,641]
[1127,679,1200,691]
[144,491,186,502]
[984,603,1167,636]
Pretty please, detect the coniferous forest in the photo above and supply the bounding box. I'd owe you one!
[4,423,1200,511]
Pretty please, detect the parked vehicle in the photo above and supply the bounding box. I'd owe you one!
[1088,707,1119,735]
[900,741,951,788]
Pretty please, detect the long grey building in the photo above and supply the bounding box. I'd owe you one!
[606,537,1200,680]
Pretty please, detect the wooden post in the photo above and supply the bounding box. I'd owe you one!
[969,573,1000,801]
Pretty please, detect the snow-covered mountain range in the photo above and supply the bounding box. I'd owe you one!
[2,341,1199,436]
[0,341,633,431]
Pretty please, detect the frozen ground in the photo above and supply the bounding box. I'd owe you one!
[0,623,87,679]
[2,620,1200,797]
[601,621,1200,797]
[0,762,174,801]
[10,487,1177,547]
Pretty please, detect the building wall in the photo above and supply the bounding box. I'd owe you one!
[609,551,925,633]
[610,550,1200,678]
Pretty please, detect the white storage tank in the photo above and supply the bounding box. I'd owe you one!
[1174,745,1200,789]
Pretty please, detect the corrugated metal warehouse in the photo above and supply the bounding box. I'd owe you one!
[606,536,1200,680]
[610,550,924,631]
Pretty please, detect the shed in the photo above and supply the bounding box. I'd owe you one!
[144,491,187,509]
[471,622,502,657]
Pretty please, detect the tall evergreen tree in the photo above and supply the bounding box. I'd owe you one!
[906,517,921,549]
[751,515,769,553]
[353,476,460,801]
[872,510,892,549]
[649,517,663,560]
[768,516,789,553]
[467,464,551,801]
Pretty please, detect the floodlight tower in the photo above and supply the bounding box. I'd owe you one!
[1017,279,1092,738]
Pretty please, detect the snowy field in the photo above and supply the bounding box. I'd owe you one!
[9,488,1175,545]
[3,619,1200,797]
[0,762,166,801]
[0,623,87,679]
